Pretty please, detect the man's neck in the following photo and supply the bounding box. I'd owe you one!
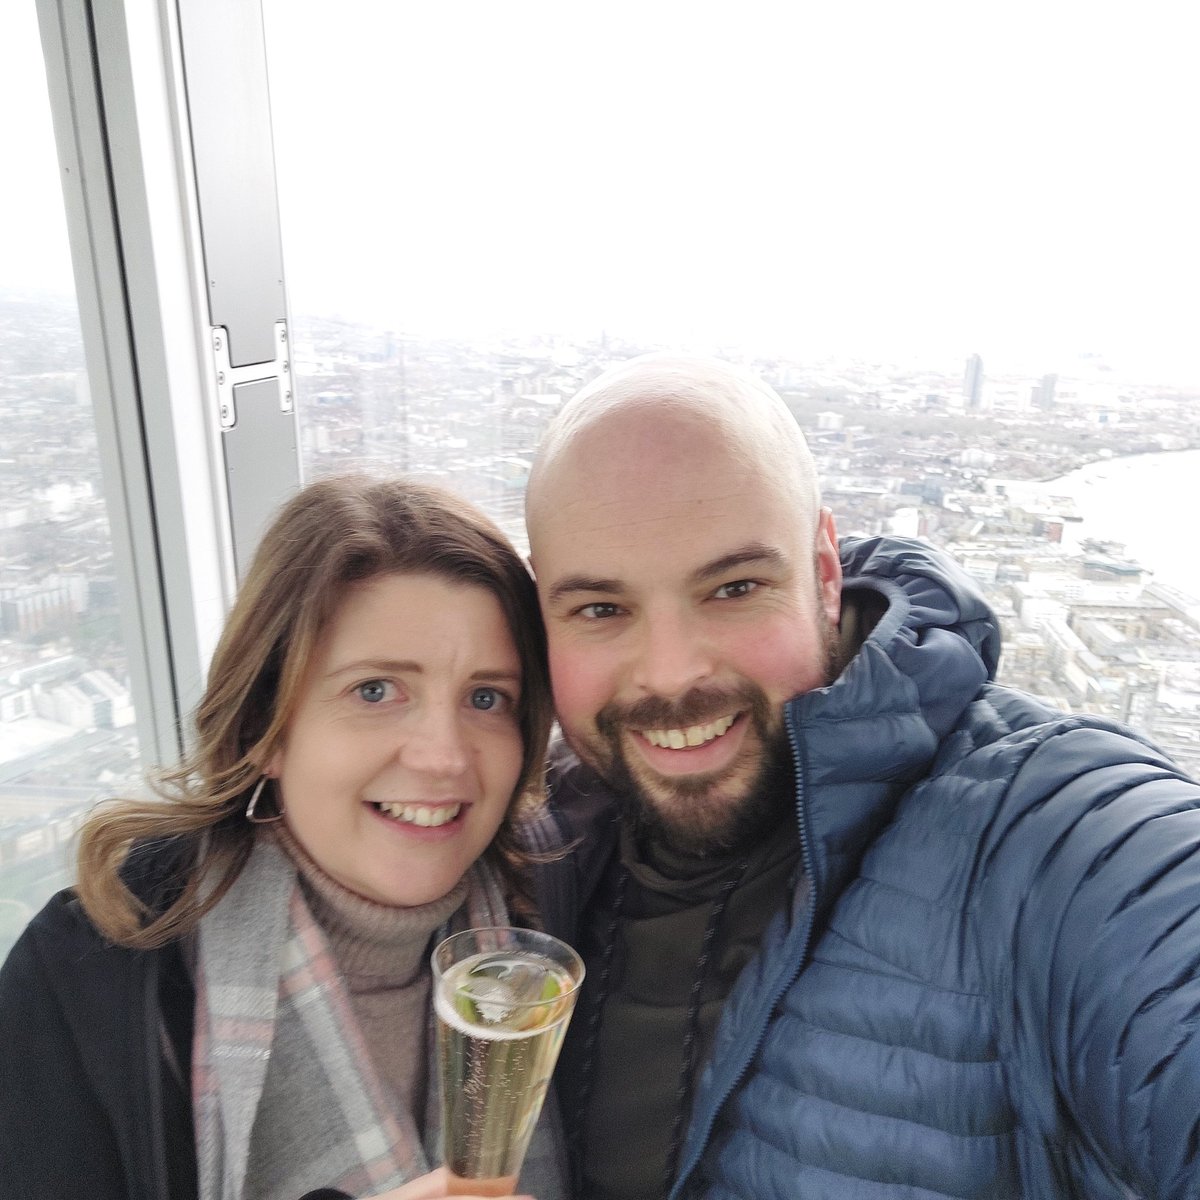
[632,822,753,880]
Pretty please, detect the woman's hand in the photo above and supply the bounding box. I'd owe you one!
[367,1166,534,1200]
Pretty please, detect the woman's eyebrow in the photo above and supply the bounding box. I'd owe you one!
[325,658,422,679]
[324,661,522,683]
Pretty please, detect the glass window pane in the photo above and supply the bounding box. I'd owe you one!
[262,4,1200,772]
[0,5,142,962]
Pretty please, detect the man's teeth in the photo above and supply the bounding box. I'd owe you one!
[641,714,736,749]
[375,802,462,827]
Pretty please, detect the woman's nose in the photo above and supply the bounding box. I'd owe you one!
[398,705,470,776]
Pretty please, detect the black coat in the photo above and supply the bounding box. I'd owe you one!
[0,841,353,1200]
[0,884,197,1200]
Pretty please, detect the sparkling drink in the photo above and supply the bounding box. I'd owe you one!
[432,928,583,1193]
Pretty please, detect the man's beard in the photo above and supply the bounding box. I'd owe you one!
[579,607,840,859]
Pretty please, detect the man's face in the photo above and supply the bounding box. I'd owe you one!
[530,409,842,854]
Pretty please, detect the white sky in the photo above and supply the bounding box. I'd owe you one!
[1,4,75,293]
[5,3,1200,385]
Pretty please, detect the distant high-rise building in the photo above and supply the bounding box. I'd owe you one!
[1120,668,1159,733]
[963,353,984,409]
[1029,373,1057,409]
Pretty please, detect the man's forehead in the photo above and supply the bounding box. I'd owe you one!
[536,408,748,507]
[532,461,807,596]
[537,454,796,561]
[541,481,751,547]
[528,376,817,566]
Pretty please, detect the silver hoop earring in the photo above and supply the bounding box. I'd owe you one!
[245,776,284,824]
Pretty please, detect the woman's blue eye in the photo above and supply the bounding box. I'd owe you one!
[470,687,503,711]
[356,680,390,704]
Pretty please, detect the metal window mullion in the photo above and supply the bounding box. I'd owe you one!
[176,0,301,580]
[37,0,182,766]
[91,0,238,716]
[36,0,238,767]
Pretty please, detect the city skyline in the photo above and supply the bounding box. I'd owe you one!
[5,301,1200,960]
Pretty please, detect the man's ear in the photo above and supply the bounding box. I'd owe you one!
[815,507,843,627]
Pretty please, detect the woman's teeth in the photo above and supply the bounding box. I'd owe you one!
[641,714,737,749]
[375,802,462,827]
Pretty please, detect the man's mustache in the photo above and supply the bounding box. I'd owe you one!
[597,686,766,733]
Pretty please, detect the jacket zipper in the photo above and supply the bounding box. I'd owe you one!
[667,706,819,1199]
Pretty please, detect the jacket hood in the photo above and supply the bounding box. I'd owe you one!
[787,534,1001,912]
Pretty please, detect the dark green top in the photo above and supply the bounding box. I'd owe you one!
[567,818,801,1200]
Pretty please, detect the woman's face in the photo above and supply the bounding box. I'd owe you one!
[268,572,525,907]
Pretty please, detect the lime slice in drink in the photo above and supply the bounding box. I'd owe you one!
[455,990,480,1023]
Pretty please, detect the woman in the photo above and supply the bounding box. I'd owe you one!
[0,476,563,1200]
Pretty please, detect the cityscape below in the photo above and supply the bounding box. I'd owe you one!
[3,292,1200,958]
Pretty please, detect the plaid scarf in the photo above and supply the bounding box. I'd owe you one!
[193,834,531,1200]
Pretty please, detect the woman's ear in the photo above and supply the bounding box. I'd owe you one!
[259,744,282,780]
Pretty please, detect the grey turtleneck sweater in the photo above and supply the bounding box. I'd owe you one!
[272,825,467,1137]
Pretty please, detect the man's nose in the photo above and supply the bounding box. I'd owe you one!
[399,704,470,776]
[630,606,716,698]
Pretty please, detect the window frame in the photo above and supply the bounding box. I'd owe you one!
[34,0,299,766]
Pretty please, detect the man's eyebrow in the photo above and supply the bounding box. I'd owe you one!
[546,575,624,605]
[545,545,789,605]
[692,543,789,585]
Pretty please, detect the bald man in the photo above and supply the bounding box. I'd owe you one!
[526,355,1200,1200]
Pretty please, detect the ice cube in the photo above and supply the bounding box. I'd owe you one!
[461,954,549,1024]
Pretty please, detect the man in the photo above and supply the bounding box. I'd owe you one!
[525,354,1200,1199]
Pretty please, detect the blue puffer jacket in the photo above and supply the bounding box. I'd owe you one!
[541,535,1200,1199]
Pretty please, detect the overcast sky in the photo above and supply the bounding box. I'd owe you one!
[2,4,74,294]
[5,3,1200,385]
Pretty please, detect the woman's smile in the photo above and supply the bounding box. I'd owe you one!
[270,572,524,907]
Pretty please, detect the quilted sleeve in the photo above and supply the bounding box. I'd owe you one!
[996,722,1200,1197]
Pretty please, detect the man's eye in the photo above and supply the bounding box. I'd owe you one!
[470,686,510,712]
[713,579,757,600]
[578,602,621,620]
[355,679,393,704]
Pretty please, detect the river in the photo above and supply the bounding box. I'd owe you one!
[1002,448,1200,601]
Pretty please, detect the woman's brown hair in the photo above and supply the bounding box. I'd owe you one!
[76,475,552,948]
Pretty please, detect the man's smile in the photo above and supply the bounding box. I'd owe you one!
[636,713,738,749]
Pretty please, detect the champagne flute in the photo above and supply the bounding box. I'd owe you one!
[432,927,583,1196]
